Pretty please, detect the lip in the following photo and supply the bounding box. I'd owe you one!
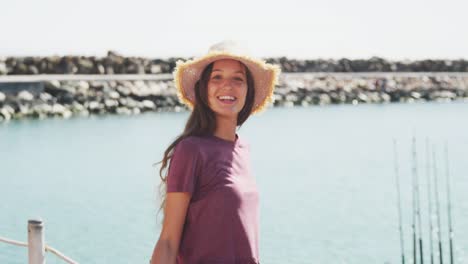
[216,95,237,105]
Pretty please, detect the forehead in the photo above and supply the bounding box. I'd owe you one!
[211,59,245,73]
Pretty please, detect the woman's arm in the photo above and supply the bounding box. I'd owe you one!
[150,192,191,264]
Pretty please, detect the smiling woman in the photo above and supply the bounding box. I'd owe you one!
[149,41,280,264]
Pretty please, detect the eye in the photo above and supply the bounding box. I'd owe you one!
[234,77,244,82]
[211,75,222,80]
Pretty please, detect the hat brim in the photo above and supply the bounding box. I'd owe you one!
[173,51,281,114]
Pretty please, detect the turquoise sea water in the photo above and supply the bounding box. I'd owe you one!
[1,102,468,264]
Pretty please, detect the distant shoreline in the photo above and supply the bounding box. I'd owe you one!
[0,72,467,121]
[1,51,467,76]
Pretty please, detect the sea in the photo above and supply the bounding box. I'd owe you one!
[1,101,467,264]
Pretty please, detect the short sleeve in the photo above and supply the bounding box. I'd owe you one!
[166,139,201,194]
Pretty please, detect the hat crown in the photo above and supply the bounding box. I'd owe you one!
[208,40,250,56]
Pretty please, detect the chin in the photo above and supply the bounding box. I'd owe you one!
[214,110,239,119]
[211,106,240,119]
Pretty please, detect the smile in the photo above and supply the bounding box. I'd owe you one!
[217,95,237,104]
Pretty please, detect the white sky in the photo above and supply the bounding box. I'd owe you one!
[1,0,467,59]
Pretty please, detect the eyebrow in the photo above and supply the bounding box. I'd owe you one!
[212,69,245,75]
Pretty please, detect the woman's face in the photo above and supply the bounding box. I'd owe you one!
[207,59,248,119]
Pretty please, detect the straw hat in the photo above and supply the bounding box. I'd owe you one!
[173,40,281,114]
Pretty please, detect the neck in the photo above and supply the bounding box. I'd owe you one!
[213,115,237,142]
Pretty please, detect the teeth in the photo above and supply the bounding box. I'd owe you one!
[218,96,236,100]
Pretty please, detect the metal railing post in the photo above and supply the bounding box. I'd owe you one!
[28,219,45,264]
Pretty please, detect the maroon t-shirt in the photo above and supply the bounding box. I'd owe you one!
[166,134,260,264]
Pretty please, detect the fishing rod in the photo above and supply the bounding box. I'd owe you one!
[412,137,418,264]
[426,139,434,264]
[432,145,443,264]
[393,139,406,264]
[414,138,424,264]
[444,142,454,264]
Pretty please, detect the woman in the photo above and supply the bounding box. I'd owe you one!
[150,41,280,264]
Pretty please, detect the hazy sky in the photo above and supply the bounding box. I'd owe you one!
[1,0,467,59]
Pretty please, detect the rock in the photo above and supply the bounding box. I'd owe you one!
[89,81,105,91]
[126,98,138,108]
[357,93,369,103]
[57,92,75,105]
[105,66,114,74]
[0,61,7,75]
[438,91,457,99]
[18,90,34,101]
[62,110,72,118]
[39,92,53,102]
[77,58,94,74]
[116,85,131,96]
[18,104,32,115]
[76,81,90,92]
[87,101,101,112]
[71,102,85,113]
[411,92,422,99]
[44,80,74,97]
[51,103,66,114]
[380,93,391,103]
[319,94,331,104]
[58,57,78,74]
[141,100,156,110]
[28,65,39,74]
[148,82,165,94]
[47,103,72,118]
[96,64,106,74]
[44,80,61,90]
[150,64,162,74]
[108,91,120,99]
[0,92,5,102]
[0,105,15,120]
[285,94,299,103]
[273,94,283,103]
[367,92,381,103]
[132,107,141,115]
[104,99,118,109]
[74,94,87,104]
[32,103,52,117]
[0,109,11,120]
[118,98,128,106]
[108,81,118,88]
[116,107,131,115]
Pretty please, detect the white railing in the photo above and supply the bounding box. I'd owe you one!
[0,219,79,264]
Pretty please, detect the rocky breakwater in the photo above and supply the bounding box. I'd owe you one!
[266,57,468,73]
[1,53,468,75]
[0,51,180,75]
[0,79,182,121]
[1,74,468,121]
[273,74,468,107]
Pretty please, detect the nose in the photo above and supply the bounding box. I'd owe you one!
[220,79,234,90]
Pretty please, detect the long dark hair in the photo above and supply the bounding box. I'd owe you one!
[155,60,255,217]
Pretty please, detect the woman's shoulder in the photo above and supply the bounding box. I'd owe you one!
[174,135,205,152]
[176,134,249,151]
